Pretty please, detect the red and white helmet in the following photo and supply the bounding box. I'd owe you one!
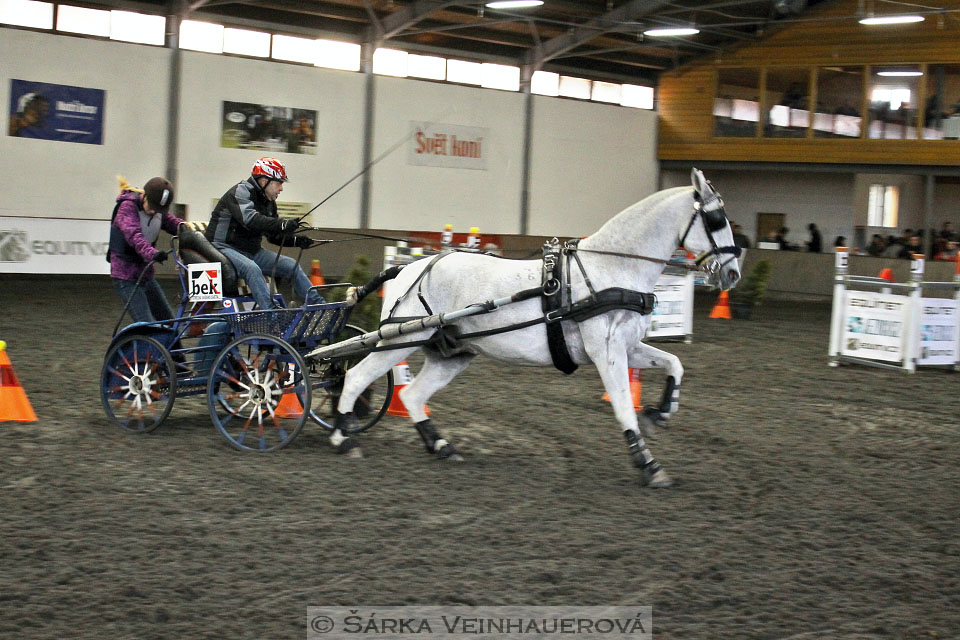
[251,156,288,183]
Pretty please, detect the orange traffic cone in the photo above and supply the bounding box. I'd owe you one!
[274,391,303,418]
[602,368,643,410]
[878,267,894,282]
[709,290,732,319]
[386,361,429,417]
[310,259,325,287]
[0,341,37,422]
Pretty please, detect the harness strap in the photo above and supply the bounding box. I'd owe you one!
[542,239,578,375]
[386,249,454,319]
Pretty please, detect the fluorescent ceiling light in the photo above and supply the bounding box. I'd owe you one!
[859,15,924,25]
[643,27,700,36]
[485,1,543,8]
[876,71,923,77]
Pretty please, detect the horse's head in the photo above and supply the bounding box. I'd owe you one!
[679,169,741,290]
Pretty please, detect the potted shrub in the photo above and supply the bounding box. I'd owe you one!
[730,258,771,319]
[325,255,381,330]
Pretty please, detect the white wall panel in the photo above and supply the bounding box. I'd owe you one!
[370,76,525,233]
[177,52,365,227]
[0,29,168,221]
[528,96,658,238]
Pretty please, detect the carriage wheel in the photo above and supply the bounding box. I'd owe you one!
[308,324,393,433]
[100,335,177,433]
[207,334,310,452]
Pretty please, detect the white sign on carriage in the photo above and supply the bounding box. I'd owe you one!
[408,122,488,170]
[188,262,223,301]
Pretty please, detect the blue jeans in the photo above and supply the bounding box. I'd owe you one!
[113,277,175,323]
[216,245,323,310]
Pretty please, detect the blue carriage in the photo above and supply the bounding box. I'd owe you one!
[99,223,393,451]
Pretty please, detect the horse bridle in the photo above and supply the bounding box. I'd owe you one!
[680,188,741,282]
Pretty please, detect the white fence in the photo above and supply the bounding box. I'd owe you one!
[828,248,960,373]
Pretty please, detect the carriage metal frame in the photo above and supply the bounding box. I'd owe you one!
[99,235,394,452]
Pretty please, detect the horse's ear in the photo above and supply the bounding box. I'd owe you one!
[690,167,708,196]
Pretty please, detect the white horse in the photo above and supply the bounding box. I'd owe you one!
[331,169,741,487]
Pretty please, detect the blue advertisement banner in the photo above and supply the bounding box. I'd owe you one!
[8,79,105,144]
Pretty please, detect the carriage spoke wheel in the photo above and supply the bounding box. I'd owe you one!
[100,335,177,433]
[207,334,310,452]
[308,324,393,433]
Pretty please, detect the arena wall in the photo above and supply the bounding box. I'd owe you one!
[1,28,658,240]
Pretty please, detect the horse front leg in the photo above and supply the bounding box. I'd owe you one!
[592,355,673,488]
[628,342,683,438]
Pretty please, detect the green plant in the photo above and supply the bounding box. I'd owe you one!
[325,255,381,330]
[731,258,771,308]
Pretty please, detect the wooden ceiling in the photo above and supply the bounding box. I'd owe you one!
[82,0,845,84]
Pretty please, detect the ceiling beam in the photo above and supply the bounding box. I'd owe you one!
[369,0,463,42]
[524,0,675,68]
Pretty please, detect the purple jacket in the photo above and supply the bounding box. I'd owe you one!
[110,190,183,281]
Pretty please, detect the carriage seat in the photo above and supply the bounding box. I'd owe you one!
[177,221,240,296]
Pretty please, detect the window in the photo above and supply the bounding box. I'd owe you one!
[558,75,591,100]
[481,63,519,91]
[0,0,52,29]
[272,34,318,64]
[446,59,482,85]
[815,66,863,138]
[110,10,165,45]
[868,184,899,228]
[179,20,223,53]
[408,54,445,80]
[57,5,110,37]
[714,68,760,137]
[922,64,960,139]
[591,81,621,104]
[868,66,921,139]
[373,48,408,77]
[764,68,810,138]
[315,39,360,71]
[223,27,270,58]
[621,84,653,109]
[531,70,559,96]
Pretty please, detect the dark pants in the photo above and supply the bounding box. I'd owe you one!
[113,277,175,323]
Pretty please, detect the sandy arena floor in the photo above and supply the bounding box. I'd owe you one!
[1,276,958,639]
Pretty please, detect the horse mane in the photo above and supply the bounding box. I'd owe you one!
[586,186,693,251]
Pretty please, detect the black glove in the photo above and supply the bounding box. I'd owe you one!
[153,251,168,263]
[279,218,299,234]
[295,236,315,249]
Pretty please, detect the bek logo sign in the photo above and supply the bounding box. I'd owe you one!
[188,262,223,301]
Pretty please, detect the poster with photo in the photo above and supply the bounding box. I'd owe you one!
[221,101,317,155]
[8,79,105,144]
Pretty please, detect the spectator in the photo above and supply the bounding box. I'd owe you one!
[732,223,751,249]
[866,234,887,257]
[776,226,796,251]
[934,240,959,261]
[806,223,822,253]
[834,235,847,248]
[939,221,956,242]
[898,234,922,259]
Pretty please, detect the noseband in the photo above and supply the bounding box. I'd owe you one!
[679,191,741,278]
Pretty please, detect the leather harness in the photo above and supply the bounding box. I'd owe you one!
[375,241,656,374]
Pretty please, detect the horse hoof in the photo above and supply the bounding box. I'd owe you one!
[334,435,362,457]
[642,467,673,488]
[345,446,364,459]
[436,443,463,462]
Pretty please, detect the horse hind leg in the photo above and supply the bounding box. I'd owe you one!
[332,345,419,457]
[401,351,475,461]
[629,343,683,437]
